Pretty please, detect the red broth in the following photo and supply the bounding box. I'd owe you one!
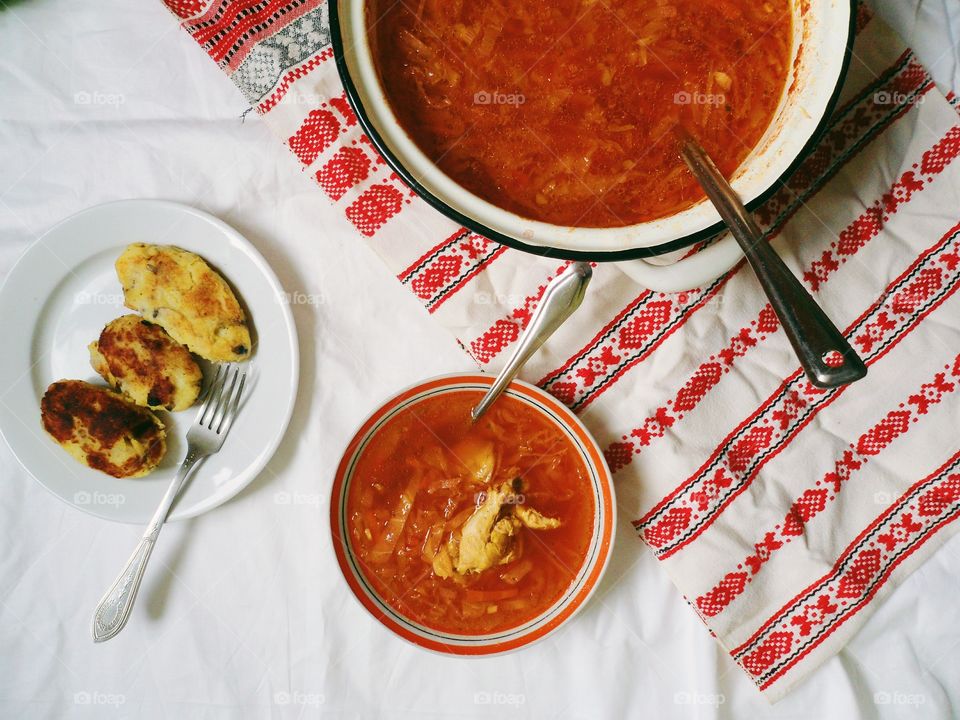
[345,391,595,635]
[368,0,792,227]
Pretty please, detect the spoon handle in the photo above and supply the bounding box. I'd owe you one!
[472,262,592,421]
[680,139,866,389]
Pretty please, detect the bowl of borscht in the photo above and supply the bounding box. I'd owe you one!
[330,373,615,654]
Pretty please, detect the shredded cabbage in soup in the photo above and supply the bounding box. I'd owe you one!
[369,0,792,226]
[346,391,594,634]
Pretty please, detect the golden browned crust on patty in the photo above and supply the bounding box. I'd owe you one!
[116,243,251,362]
[89,315,202,412]
[40,380,166,478]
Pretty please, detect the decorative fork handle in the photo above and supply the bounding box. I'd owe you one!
[92,448,204,642]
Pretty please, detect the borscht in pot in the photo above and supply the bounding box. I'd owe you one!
[367,0,792,227]
[332,0,854,288]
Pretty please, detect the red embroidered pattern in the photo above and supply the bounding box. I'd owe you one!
[697,355,960,618]
[163,0,208,19]
[469,264,572,365]
[609,107,948,478]
[537,54,929,412]
[257,47,334,114]
[185,0,323,69]
[730,448,960,689]
[604,306,779,471]
[284,99,416,237]
[346,181,415,237]
[398,230,507,313]
[288,107,341,166]
[636,219,960,559]
[316,146,372,201]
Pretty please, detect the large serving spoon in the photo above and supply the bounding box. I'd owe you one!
[679,133,867,389]
[471,262,592,421]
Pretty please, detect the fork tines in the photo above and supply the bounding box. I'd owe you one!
[198,365,245,435]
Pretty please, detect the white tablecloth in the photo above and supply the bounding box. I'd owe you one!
[1,1,959,717]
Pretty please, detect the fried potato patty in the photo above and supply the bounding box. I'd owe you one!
[41,380,166,478]
[89,315,202,412]
[116,243,251,362]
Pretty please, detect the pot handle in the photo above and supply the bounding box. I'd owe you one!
[617,234,743,292]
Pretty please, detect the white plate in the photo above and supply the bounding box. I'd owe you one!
[0,200,299,523]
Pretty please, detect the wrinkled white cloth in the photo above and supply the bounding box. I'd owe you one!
[1,0,959,718]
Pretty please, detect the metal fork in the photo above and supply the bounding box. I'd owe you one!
[91,364,246,642]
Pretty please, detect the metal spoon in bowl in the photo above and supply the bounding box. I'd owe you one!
[679,133,867,389]
[471,262,592,421]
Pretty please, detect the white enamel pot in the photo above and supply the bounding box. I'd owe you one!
[330,0,855,292]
